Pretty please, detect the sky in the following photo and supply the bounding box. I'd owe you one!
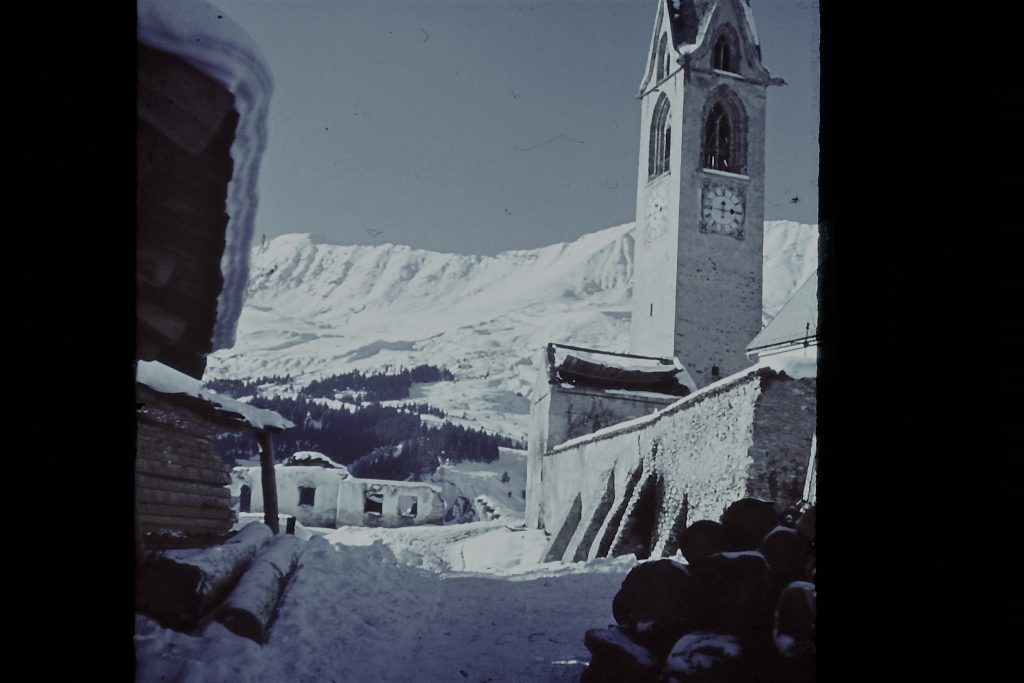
[216,0,819,256]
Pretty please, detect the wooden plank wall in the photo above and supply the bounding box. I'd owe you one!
[136,401,238,546]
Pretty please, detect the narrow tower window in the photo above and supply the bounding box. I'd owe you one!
[713,35,736,72]
[656,34,667,81]
[704,103,732,171]
[648,94,671,179]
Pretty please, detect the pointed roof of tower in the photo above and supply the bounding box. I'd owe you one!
[641,1,767,94]
[667,0,761,53]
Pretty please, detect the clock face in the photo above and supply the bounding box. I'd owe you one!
[643,185,669,245]
[701,185,745,237]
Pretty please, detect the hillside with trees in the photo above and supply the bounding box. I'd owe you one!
[206,366,521,479]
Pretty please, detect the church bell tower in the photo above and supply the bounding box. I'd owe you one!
[630,0,778,388]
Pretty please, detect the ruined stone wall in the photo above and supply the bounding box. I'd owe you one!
[230,466,343,528]
[336,479,444,528]
[536,368,815,563]
[231,468,445,528]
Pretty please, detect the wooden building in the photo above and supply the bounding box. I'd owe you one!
[136,361,292,549]
[136,0,284,551]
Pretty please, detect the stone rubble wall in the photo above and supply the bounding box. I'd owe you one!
[537,367,815,562]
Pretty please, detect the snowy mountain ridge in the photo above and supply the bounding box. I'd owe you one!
[206,220,818,440]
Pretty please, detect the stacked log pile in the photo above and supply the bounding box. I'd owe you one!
[136,521,305,642]
[582,498,816,682]
[216,534,304,642]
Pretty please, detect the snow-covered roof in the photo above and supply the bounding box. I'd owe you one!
[747,270,818,354]
[137,0,273,351]
[667,0,717,54]
[137,360,293,432]
[281,452,349,472]
[669,0,761,56]
[639,0,770,95]
[547,343,696,395]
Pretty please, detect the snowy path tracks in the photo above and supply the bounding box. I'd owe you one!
[260,537,630,682]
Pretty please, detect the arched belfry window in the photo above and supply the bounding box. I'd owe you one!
[704,104,731,170]
[656,34,668,81]
[712,28,739,73]
[701,89,747,174]
[648,94,671,180]
[713,37,734,72]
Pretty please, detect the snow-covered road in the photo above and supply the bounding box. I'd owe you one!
[135,527,637,682]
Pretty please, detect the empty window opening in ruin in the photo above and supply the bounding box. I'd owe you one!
[298,486,315,506]
[239,484,251,513]
[364,487,383,515]
[711,365,721,378]
[399,495,418,518]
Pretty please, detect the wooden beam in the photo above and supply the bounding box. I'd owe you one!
[135,473,231,499]
[136,297,188,346]
[137,514,233,534]
[137,43,236,156]
[137,503,235,521]
[135,458,231,485]
[136,447,227,473]
[137,487,230,509]
[257,431,279,534]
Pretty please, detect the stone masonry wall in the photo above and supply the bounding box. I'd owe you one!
[536,367,815,562]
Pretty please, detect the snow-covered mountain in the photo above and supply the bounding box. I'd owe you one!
[205,221,818,440]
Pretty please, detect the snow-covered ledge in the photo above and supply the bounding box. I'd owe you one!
[701,168,750,181]
[138,0,274,351]
[137,360,293,432]
[549,364,772,455]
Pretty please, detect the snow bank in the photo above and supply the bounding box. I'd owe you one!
[234,512,316,540]
[136,523,641,682]
[138,0,273,351]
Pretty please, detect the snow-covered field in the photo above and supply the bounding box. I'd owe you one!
[204,221,817,441]
[136,520,639,682]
